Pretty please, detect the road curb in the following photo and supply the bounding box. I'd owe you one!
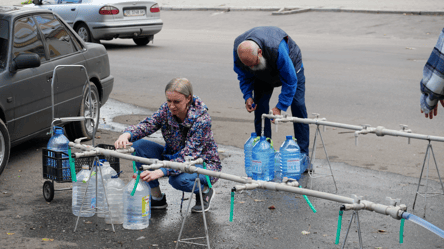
[160,6,444,16]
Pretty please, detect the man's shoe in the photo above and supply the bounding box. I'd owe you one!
[151,193,168,209]
[191,188,215,213]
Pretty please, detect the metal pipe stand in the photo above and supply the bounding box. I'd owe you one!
[412,141,444,218]
[341,210,363,249]
[176,174,211,249]
[308,121,338,194]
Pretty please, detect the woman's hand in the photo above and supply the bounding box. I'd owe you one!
[114,133,132,149]
[140,169,165,182]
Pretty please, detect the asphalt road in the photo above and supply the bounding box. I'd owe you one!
[107,10,444,180]
[1,10,444,249]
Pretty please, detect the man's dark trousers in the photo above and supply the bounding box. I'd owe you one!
[253,68,309,155]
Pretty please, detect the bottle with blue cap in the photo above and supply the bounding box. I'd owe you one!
[244,132,257,178]
[47,126,70,181]
[252,136,274,181]
[280,135,302,180]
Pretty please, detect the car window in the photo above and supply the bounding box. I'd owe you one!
[57,0,82,3]
[12,16,46,62]
[0,20,8,70]
[35,14,77,60]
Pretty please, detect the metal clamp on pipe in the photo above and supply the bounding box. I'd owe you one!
[282,177,299,187]
[234,183,260,191]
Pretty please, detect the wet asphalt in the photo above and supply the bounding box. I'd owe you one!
[1,100,444,249]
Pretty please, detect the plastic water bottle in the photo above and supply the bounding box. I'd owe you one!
[252,136,274,181]
[96,160,118,217]
[123,173,151,230]
[72,165,95,217]
[274,150,282,182]
[105,174,125,224]
[244,132,257,178]
[280,136,302,180]
[47,126,70,181]
[90,162,105,217]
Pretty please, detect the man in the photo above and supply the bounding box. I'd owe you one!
[420,28,444,119]
[233,26,309,155]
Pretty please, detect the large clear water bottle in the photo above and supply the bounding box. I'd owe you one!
[280,136,302,180]
[274,150,282,182]
[105,174,125,224]
[72,165,95,217]
[97,160,117,217]
[90,161,105,217]
[47,126,70,181]
[244,132,257,178]
[123,173,151,230]
[252,136,274,181]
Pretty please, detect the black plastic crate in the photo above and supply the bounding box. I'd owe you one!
[97,144,120,173]
[42,149,95,182]
[42,144,120,182]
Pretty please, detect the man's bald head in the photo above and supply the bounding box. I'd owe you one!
[237,40,266,71]
[237,40,261,67]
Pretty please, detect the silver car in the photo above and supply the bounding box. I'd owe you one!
[28,0,163,45]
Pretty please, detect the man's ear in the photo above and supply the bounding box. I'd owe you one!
[258,49,263,57]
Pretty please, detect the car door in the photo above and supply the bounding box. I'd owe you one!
[34,13,87,124]
[52,0,82,27]
[7,14,55,142]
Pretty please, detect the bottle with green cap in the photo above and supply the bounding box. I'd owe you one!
[123,173,151,230]
[72,165,94,217]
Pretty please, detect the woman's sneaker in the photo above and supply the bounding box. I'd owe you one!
[191,188,215,213]
[151,193,168,209]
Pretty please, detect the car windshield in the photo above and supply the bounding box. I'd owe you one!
[0,19,8,70]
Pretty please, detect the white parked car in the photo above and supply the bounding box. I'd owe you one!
[28,0,163,45]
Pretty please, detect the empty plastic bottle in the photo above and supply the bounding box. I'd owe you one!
[123,173,151,230]
[280,136,302,180]
[96,159,118,217]
[47,126,70,181]
[90,161,105,217]
[252,136,274,181]
[72,165,95,217]
[105,174,125,224]
[244,132,257,178]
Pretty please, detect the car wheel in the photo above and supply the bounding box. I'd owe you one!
[66,83,100,141]
[76,23,95,43]
[133,37,151,46]
[0,119,10,177]
[43,181,54,202]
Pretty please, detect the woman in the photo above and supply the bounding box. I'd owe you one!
[114,78,221,213]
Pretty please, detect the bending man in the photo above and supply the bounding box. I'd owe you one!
[233,26,309,155]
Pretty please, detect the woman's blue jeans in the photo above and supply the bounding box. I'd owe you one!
[132,139,208,194]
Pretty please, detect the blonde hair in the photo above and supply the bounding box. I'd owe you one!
[165,78,193,98]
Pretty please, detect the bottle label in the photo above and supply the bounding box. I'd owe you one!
[142,195,150,217]
[287,159,300,173]
[252,160,262,173]
[91,197,96,209]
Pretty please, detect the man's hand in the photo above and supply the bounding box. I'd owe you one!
[245,98,256,113]
[271,107,281,123]
[140,169,164,182]
[421,100,444,119]
[114,133,132,149]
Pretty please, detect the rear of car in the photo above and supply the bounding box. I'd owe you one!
[88,0,162,42]
[27,0,163,45]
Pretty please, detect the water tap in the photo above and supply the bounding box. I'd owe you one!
[399,124,412,144]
